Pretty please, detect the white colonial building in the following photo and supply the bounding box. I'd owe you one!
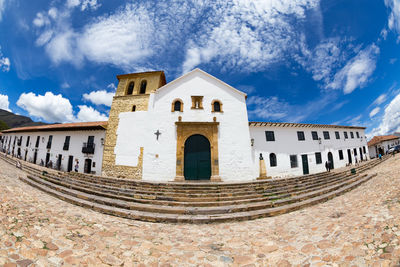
[368,135,400,158]
[0,69,370,181]
[0,122,106,174]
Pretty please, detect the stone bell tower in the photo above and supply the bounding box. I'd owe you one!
[102,71,166,178]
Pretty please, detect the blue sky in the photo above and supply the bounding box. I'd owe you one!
[0,0,400,139]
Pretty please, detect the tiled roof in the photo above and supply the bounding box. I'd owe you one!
[367,135,400,146]
[249,121,366,130]
[1,121,108,133]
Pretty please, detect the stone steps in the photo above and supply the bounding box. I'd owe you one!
[12,159,362,202]
[24,170,359,207]
[19,173,376,223]
[0,152,386,223]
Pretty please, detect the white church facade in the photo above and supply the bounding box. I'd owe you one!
[0,69,369,182]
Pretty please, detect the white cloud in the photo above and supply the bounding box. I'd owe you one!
[0,0,7,21]
[77,5,154,68]
[76,105,107,121]
[385,0,400,34]
[17,92,75,122]
[181,0,320,73]
[33,0,322,74]
[327,44,380,94]
[107,83,116,90]
[381,28,388,40]
[48,7,58,19]
[295,37,347,86]
[16,91,108,123]
[0,46,10,72]
[369,92,400,136]
[61,82,70,89]
[373,94,387,106]
[67,0,100,11]
[33,12,50,27]
[0,93,10,111]
[82,90,114,107]
[369,107,380,118]
[247,96,290,120]
[33,3,155,70]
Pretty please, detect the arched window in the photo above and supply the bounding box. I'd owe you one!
[211,100,223,112]
[127,82,134,95]
[269,153,277,167]
[171,99,183,112]
[132,105,136,112]
[174,101,181,111]
[140,80,147,94]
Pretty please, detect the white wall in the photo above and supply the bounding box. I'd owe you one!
[1,130,105,174]
[251,126,369,178]
[114,71,254,182]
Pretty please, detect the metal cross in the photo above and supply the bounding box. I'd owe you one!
[154,130,161,140]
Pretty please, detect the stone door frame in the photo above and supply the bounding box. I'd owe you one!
[175,121,221,182]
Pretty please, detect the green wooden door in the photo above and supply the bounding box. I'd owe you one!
[328,152,334,169]
[301,154,309,175]
[184,135,211,180]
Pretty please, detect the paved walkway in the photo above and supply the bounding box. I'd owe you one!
[1,156,400,266]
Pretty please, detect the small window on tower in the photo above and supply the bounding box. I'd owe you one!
[127,82,134,95]
[140,80,147,94]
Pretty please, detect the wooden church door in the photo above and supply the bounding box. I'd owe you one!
[184,135,211,180]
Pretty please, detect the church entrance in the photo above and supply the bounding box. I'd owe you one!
[184,135,211,180]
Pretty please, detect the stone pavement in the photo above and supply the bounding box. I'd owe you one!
[1,156,400,266]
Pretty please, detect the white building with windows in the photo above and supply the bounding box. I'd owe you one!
[368,135,400,158]
[1,122,106,174]
[0,69,369,180]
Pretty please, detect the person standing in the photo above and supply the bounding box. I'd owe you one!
[74,160,79,172]
[325,161,330,172]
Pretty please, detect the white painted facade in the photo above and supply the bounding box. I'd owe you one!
[113,69,369,181]
[250,125,369,178]
[115,70,254,182]
[1,129,105,174]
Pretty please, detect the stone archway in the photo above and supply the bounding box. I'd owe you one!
[175,121,220,182]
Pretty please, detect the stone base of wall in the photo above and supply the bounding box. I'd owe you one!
[102,147,143,179]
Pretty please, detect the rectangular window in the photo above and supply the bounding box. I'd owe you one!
[350,132,354,138]
[63,136,71,151]
[323,131,330,140]
[297,131,305,141]
[35,136,40,148]
[17,136,22,146]
[311,131,319,140]
[46,135,53,149]
[344,131,348,139]
[265,131,275,142]
[339,150,344,160]
[315,152,322,164]
[26,136,30,147]
[290,155,298,168]
[363,146,366,154]
[335,131,340,139]
[356,132,360,138]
